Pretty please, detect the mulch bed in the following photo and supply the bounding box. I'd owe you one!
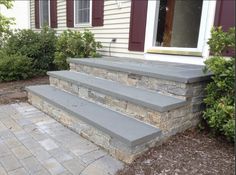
[117,129,235,175]
[0,77,234,175]
[0,76,49,104]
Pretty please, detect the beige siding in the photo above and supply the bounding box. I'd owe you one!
[30,0,144,58]
[30,0,35,29]
[57,0,67,28]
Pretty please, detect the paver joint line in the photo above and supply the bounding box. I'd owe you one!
[0,103,123,175]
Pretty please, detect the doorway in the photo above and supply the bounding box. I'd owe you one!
[155,0,203,48]
[144,0,217,63]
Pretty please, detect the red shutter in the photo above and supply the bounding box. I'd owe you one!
[35,0,40,29]
[92,0,104,27]
[214,0,235,31]
[128,0,148,52]
[50,0,57,28]
[66,0,74,27]
[214,0,235,56]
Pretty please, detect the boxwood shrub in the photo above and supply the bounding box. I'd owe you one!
[203,27,235,142]
[4,26,57,73]
[54,30,102,70]
[0,27,102,81]
[0,51,33,82]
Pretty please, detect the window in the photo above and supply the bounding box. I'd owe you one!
[75,0,91,26]
[39,0,50,27]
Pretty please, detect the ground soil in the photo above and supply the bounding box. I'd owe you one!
[117,129,235,175]
[0,76,49,104]
[0,77,234,175]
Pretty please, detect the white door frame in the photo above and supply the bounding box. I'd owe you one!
[144,0,217,59]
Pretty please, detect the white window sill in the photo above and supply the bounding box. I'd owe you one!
[74,23,92,28]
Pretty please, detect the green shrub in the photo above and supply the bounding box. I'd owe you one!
[54,30,102,70]
[4,26,57,73]
[203,27,235,142]
[207,27,235,56]
[0,51,33,82]
[38,26,57,71]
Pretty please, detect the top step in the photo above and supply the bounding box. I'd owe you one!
[68,57,212,83]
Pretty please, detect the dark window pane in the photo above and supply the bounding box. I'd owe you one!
[40,0,49,26]
[155,0,203,48]
[75,0,90,24]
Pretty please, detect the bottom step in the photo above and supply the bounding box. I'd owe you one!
[26,85,162,163]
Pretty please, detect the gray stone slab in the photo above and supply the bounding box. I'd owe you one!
[49,148,74,163]
[48,70,187,112]
[29,147,52,162]
[39,138,59,151]
[79,149,107,165]
[0,142,11,157]
[62,159,85,175]
[68,58,212,83]
[20,156,44,174]
[43,158,66,175]
[0,155,22,171]
[4,137,22,149]
[81,155,123,175]
[69,141,98,157]
[26,85,162,147]
[8,167,29,175]
[13,130,31,141]
[33,168,51,175]
[0,165,7,175]
[11,145,32,160]
[21,137,39,150]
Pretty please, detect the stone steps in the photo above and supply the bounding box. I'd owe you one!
[26,85,162,163]
[27,57,211,164]
[48,70,189,131]
[68,58,211,99]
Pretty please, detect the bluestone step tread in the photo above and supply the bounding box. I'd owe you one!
[26,85,161,147]
[68,58,212,83]
[48,71,187,112]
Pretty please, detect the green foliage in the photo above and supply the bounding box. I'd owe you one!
[203,27,235,142]
[208,27,235,56]
[0,27,101,81]
[0,0,14,36]
[4,26,57,73]
[54,30,102,70]
[0,51,33,82]
[0,0,13,8]
[37,26,58,71]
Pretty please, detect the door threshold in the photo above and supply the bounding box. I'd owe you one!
[147,49,202,57]
[144,53,206,65]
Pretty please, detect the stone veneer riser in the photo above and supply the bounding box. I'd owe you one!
[69,63,208,122]
[49,76,202,135]
[28,92,163,164]
[69,63,208,101]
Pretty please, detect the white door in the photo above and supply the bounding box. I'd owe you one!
[145,0,217,59]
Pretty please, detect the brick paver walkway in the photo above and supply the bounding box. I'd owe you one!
[0,103,123,175]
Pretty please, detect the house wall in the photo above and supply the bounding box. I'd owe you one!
[0,1,30,29]
[30,0,144,59]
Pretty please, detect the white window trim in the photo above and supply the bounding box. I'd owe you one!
[74,0,92,28]
[144,0,217,59]
[39,0,50,28]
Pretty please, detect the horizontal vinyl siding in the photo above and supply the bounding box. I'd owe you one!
[57,0,66,28]
[30,0,35,29]
[30,0,144,59]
